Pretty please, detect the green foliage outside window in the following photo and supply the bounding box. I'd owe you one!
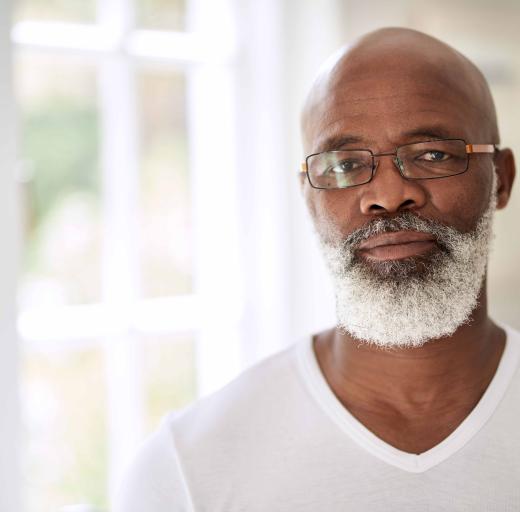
[21,96,101,304]
[22,97,99,234]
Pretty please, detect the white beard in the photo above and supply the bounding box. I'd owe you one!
[319,176,497,348]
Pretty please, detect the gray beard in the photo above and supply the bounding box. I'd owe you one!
[319,179,497,348]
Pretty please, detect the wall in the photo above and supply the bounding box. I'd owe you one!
[0,0,22,509]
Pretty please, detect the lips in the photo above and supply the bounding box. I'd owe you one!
[357,231,437,261]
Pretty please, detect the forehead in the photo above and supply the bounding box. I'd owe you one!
[304,62,483,153]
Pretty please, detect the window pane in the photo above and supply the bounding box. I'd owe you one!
[15,0,96,22]
[137,67,192,298]
[16,53,101,307]
[23,345,108,511]
[137,0,187,31]
[143,334,196,432]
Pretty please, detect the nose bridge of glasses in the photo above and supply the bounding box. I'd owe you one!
[372,150,405,175]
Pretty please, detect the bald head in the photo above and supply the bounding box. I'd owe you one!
[301,28,499,152]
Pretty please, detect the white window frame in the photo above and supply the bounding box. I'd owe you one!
[1,1,22,510]
[11,0,245,506]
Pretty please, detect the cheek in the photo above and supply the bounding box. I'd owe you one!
[425,167,494,231]
[304,187,362,242]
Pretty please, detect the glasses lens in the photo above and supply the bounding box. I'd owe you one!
[307,150,373,189]
[398,139,468,178]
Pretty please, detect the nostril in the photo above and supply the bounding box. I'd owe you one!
[369,198,416,214]
[400,199,416,209]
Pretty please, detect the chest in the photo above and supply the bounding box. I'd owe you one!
[344,403,477,454]
[190,430,520,512]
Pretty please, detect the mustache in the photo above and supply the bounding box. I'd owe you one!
[341,211,460,253]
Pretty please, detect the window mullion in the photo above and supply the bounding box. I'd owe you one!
[97,0,135,37]
[98,0,144,493]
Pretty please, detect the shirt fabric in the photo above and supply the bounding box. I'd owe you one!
[115,325,520,511]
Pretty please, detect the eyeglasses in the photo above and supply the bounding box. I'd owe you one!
[300,139,496,190]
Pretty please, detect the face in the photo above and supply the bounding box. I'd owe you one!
[302,61,498,245]
[302,54,514,347]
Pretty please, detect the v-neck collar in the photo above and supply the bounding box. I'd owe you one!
[296,325,520,473]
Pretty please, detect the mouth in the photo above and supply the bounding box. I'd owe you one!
[357,231,438,261]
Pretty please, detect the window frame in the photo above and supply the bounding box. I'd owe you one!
[1,1,22,510]
[11,0,243,507]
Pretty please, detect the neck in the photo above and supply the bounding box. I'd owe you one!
[314,287,506,416]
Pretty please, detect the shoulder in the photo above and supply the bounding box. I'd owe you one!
[114,341,306,510]
[113,413,193,512]
[505,324,520,344]
[502,324,520,382]
[168,341,306,457]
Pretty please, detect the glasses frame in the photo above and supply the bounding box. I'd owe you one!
[300,138,497,190]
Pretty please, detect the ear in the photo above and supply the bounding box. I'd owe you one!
[494,148,516,210]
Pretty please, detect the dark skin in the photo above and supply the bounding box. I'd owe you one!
[301,28,516,454]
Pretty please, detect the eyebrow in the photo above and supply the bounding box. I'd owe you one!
[402,126,458,141]
[316,126,459,153]
[316,135,363,152]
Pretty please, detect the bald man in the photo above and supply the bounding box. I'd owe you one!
[116,28,518,511]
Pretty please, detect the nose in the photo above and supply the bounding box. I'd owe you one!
[359,154,427,215]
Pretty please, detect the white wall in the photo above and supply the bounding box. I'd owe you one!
[0,0,22,510]
[283,0,344,341]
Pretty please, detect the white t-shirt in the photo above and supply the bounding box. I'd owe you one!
[115,325,520,511]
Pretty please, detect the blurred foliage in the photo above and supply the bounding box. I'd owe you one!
[20,96,102,304]
[22,97,99,233]
[137,0,186,30]
[24,348,108,511]
[16,0,96,22]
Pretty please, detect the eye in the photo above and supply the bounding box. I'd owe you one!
[325,159,365,174]
[418,150,450,162]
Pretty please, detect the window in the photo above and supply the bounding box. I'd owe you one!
[12,0,242,509]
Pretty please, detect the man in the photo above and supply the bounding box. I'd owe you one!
[116,28,518,511]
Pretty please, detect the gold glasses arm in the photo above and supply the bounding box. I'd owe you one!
[466,144,496,154]
[300,162,308,174]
